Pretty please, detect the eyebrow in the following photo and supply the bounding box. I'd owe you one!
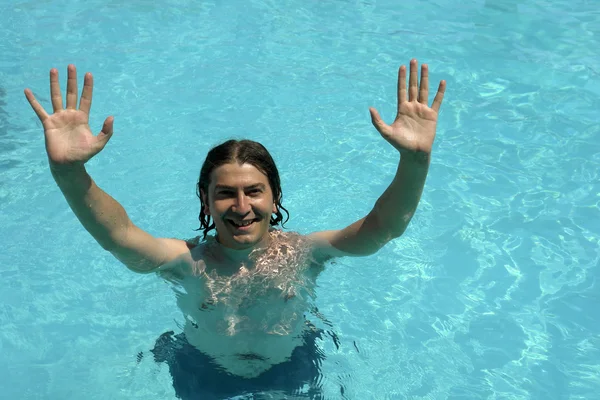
[214,183,266,191]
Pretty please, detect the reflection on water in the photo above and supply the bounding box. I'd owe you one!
[0,86,22,156]
[483,0,519,14]
[0,86,22,176]
[0,87,10,137]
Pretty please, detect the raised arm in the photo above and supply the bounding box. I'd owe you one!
[310,59,446,257]
[25,65,189,273]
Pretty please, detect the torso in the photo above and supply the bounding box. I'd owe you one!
[159,230,324,378]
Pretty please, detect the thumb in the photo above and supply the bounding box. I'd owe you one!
[369,107,387,134]
[93,116,114,153]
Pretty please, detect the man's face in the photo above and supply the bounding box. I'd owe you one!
[202,162,277,250]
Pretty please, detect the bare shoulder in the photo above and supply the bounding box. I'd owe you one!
[183,235,201,250]
[156,236,208,280]
[270,229,310,246]
[269,229,324,257]
[267,230,341,268]
[306,230,350,260]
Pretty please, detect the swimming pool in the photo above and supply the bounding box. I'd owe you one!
[1,0,599,398]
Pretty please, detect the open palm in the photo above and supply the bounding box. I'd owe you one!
[370,59,446,155]
[25,65,113,167]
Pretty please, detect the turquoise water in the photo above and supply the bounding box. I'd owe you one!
[1,0,599,398]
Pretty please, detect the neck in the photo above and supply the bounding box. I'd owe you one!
[213,233,271,265]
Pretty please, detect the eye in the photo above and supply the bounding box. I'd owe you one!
[215,190,234,198]
[247,188,263,196]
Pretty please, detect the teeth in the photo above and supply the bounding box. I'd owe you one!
[232,220,254,227]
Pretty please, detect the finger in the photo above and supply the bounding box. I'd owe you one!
[24,89,49,122]
[408,59,419,102]
[79,72,93,114]
[369,107,389,134]
[66,65,78,110]
[50,68,63,112]
[418,63,429,105]
[93,116,114,153]
[431,80,447,113]
[100,116,114,137]
[397,65,407,106]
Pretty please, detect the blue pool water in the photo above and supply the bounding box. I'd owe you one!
[1,0,599,398]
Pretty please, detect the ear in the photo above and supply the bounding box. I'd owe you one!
[272,202,278,214]
[201,189,210,215]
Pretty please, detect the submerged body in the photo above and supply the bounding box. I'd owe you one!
[160,230,324,378]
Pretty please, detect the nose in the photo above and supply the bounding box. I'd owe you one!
[232,192,251,215]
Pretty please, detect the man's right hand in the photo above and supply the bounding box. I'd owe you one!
[24,65,191,274]
[24,64,113,169]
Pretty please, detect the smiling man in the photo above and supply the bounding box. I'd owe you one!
[200,156,280,250]
[25,59,445,399]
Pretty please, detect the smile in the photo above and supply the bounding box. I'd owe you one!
[228,219,257,228]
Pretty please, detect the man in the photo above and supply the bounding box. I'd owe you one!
[25,59,445,399]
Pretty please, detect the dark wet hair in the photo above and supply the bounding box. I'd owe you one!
[196,139,289,240]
